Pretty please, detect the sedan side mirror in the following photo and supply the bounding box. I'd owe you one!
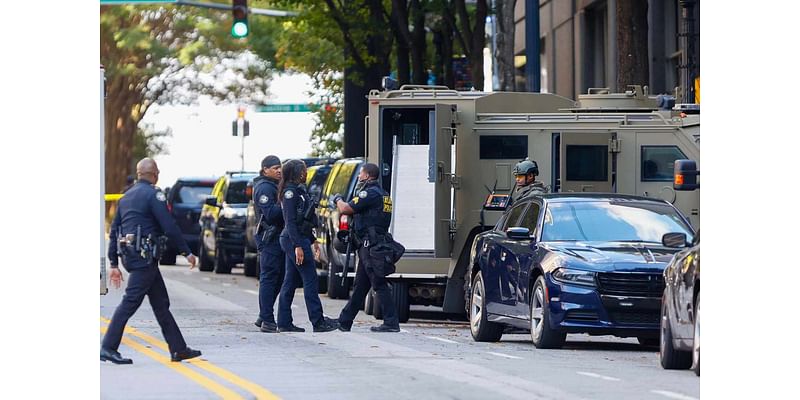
[506,227,532,240]
[204,196,219,207]
[662,232,688,248]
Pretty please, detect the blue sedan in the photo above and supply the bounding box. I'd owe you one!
[466,193,696,348]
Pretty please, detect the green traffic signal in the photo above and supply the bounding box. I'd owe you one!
[232,21,249,38]
[231,0,249,38]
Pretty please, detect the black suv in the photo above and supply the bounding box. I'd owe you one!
[243,160,336,279]
[198,172,258,274]
[160,177,217,265]
[315,158,364,299]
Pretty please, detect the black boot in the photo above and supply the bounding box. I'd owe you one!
[171,347,202,362]
[370,324,400,333]
[313,317,340,333]
[100,347,133,364]
[277,324,306,333]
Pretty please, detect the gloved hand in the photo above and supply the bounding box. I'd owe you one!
[328,193,343,208]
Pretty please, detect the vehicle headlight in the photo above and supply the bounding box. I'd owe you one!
[551,268,597,287]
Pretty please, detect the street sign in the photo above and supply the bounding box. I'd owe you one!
[100,1,177,4]
[256,104,312,113]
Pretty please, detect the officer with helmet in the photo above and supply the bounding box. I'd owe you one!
[509,158,548,206]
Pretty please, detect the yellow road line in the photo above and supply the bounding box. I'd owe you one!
[101,318,280,400]
[100,326,244,400]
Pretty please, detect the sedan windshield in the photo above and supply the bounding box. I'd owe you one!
[541,200,694,243]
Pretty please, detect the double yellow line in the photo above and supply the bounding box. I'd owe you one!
[100,317,280,400]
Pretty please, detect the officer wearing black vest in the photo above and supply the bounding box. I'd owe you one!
[333,163,400,333]
[276,159,340,333]
[251,155,286,333]
[101,158,202,364]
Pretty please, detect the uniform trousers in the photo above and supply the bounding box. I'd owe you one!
[338,246,399,328]
[277,236,324,327]
[102,263,187,354]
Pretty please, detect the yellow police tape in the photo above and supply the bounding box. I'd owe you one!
[100,317,281,400]
[105,194,124,202]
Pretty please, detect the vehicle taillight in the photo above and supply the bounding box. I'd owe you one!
[339,215,349,231]
[167,203,172,213]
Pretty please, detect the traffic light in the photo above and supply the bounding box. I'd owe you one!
[231,0,249,38]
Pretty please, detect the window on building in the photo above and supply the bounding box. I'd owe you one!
[584,3,608,90]
[641,146,688,181]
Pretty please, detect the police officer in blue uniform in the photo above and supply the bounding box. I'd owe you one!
[333,163,400,333]
[276,159,340,333]
[101,158,202,364]
[252,155,286,333]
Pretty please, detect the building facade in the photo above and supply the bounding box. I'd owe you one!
[513,0,700,102]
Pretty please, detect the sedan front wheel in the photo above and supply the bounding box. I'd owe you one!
[530,275,566,349]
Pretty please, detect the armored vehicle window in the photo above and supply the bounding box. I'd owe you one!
[519,202,542,233]
[566,145,608,181]
[330,162,357,198]
[641,146,688,181]
[479,136,528,159]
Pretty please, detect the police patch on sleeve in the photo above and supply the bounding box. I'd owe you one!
[358,191,368,198]
[156,191,166,202]
[285,190,294,199]
[259,195,269,204]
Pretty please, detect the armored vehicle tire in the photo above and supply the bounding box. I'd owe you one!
[160,250,177,266]
[469,272,503,342]
[393,282,410,323]
[214,245,232,274]
[530,276,566,349]
[637,337,659,347]
[243,252,258,277]
[660,299,692,369]
[364,288,375,315]
[372,290,384,320]
[198,240,214,272]
[327,258,350,299]
[692,293,700,376]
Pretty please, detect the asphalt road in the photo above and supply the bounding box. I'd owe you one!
[100,259,700,400]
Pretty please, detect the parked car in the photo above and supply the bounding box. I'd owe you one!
[315,158,364,299]
[198,171,258,274]
[160,177,217,265]
[466,193,696,348]
[660,230,700,376]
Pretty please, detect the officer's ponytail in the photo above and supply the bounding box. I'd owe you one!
[278,159,307,201]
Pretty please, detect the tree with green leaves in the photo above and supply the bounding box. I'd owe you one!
[101,4,271,194]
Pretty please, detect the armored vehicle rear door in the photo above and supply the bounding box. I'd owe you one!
[558,132,613,192]
[432,104,455,257]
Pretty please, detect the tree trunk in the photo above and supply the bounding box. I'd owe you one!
[495,0,517,91]
[105,75,145,195]
[470,0,488,90]
[391,0,411,85]
[616,0,649,91]
[410,0,427,84]
[442,14,455,89]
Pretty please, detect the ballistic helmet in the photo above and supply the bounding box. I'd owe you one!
[513,158,539,176]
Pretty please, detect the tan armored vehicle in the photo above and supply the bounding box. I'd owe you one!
[364,84,699,320]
